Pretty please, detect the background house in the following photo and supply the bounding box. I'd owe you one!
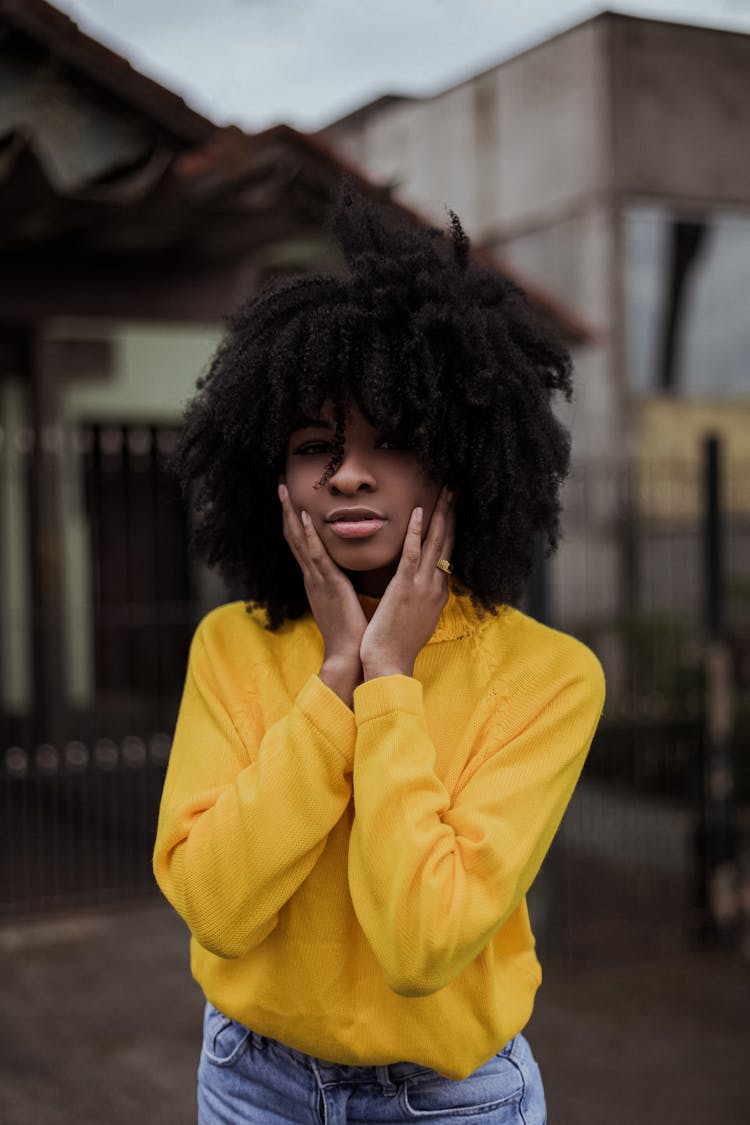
[0,0,586,756]
[0,0,587,781]
[322,11,750,667]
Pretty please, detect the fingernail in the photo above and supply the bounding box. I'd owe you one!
[301,510,310,526]
[278,484,287,502]
[415,507,423,522]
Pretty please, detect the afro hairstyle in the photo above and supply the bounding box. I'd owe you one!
[174,184,573,630]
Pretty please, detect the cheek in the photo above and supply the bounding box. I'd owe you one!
[283,462,317,506]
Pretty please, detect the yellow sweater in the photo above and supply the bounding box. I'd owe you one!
[153,586,605,1080]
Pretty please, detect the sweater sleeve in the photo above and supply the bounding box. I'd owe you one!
[348,652,605,997]
[152,623,356,959]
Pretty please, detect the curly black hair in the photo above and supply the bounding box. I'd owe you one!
[175,184,573,630]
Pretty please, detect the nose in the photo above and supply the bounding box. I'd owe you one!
[327,447,377,494]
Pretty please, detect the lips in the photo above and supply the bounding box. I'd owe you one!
[326,507,385,523]
[324,507,387,539]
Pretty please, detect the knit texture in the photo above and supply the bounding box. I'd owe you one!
[153,586,605,1080]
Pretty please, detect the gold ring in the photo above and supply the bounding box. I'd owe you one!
[436,558,453,574]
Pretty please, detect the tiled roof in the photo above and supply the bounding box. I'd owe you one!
[0,0,595,342]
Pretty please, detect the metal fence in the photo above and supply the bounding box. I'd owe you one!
[1,734,170,919]
[1,435,748,959]
[528,446,750,958]
[531,720,706,962]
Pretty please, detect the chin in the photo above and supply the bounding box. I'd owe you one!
[333,553,398,573]
[328,545,399,572]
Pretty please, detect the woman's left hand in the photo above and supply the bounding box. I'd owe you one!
[360,486,456,680]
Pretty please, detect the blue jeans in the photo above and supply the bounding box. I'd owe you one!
[198,1001,547,1123]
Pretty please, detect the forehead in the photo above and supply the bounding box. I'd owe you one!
[289,400,374,433]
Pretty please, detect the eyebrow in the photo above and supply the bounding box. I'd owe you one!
[291,416,335,431]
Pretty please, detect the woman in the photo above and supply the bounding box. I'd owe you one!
[153,186,605,1123]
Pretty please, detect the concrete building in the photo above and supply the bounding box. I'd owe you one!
[322,12,750,648]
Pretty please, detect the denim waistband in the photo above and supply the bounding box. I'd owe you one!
[246,1029,436,1090]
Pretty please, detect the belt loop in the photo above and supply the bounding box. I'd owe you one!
[250,1030,266,1051]
[376,1065,398,1095]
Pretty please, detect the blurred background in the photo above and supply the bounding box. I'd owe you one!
[1,1,749,1122]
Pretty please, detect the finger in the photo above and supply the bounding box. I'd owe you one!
[298,507,351,585]
[278,484,310,574]
[398,506,423,572]
[420,486,452,573]
[278,483,302,547]
[300,509,329,569]
[441,503,456,568]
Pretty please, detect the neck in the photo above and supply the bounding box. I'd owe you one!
[345,564,398,598]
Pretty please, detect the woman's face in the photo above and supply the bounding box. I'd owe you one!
[281,402,443,595]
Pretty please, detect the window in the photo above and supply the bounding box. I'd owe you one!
[623,207,750,396]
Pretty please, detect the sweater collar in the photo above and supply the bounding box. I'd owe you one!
[356,581,483,643]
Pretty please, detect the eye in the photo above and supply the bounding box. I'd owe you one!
[294,441,332,455]
[377,435,411,451]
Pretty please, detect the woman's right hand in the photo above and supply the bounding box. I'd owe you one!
[278,483,367,704]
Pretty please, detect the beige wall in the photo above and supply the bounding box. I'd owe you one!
[492,17,610,236]
[328,17,610,241]
[611,19,750,204]
[637,398,750,520]
[47,318,220,422]
[345,86,482,231]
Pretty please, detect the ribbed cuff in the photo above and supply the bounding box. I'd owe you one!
[297,673,357,759]
[353,674,423,725]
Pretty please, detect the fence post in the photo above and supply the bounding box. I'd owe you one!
[697,434,739,944]
[527,529,567,955]
[29,334,70,746]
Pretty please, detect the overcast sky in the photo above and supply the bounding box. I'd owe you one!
[51,0,750,131]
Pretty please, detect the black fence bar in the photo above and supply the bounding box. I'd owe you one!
[698,435,740,943]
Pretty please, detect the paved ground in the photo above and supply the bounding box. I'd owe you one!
[1,899,748,1124]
